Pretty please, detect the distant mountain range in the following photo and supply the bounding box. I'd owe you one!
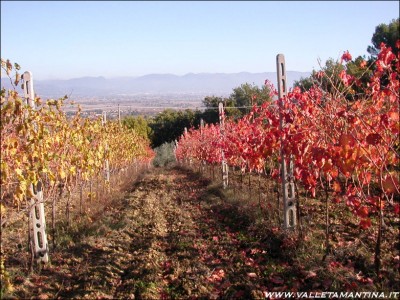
[1,71,310,98]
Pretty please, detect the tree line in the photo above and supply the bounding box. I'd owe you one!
[122,81,274,148]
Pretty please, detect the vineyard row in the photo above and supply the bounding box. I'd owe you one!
[175,44,399,230]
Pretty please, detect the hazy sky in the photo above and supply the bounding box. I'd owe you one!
[1,1,398,80]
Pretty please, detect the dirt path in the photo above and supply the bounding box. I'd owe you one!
[7,165,400,299]
[10,167,267,299]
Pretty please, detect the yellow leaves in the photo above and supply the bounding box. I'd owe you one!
[14,180,28,202]
[4,58,12,75]
[0,162,8,184]
[47,171,56,185]
[0,57,6,69]
[15,168,23,177]
[14,72,21,86]
[58,168,67,180]
[69,166,77,176]
[34,97,42,106]
[0,254,14,294]
[1,87,153,205]
[26,170,38,185]
[0,204,6,215]
[46,99,57,106]
[81,172,89,181]
[96,151,103,160]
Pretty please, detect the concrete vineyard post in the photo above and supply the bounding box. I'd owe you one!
[184,127,192,166]
[102,112,110,183]
[23,71,49,263]
[173,139,178,162]
[200,118,206,172]
[276,54,297,229]
[219,102,228,189]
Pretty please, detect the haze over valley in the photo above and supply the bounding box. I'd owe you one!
[2,71,310,115]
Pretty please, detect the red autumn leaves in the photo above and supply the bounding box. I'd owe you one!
[177,43,399,229]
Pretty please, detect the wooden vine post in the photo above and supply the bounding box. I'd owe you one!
[276,54,297,229]
[23,71,49,264]
[219,102,228,189]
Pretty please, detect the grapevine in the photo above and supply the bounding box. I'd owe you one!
[177,42,399,230]
[1,59,155,210]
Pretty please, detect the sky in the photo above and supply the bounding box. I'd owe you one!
[1,1,399,80]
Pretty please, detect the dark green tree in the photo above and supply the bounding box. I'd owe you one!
[149,83,273,148]
[122,115,152,141]
[228,83,272,117]
[294,18,399,97]
[345,55,374,98]
[149,109,202,148]
[367,18,399,56]
[293,58,363,101]
[294,59,347,95]
[202,95,240,123]
[293,75,314,92]
[202,95,225,108]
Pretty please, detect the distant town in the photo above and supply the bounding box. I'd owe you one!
[63,92,223,119]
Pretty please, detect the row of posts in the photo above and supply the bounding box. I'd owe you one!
[177,54,297,230]
[23,53,297,265]
[22,73,117,265]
